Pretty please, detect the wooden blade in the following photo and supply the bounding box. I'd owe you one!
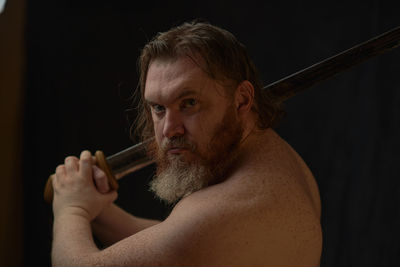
[107,25,400,179]
[263,26,400,101]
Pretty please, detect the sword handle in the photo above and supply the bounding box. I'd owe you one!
[94,150,119,191]
[43,150,119,204]
[44,174,55,204]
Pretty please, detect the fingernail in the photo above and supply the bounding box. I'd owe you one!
[80,150,91,158]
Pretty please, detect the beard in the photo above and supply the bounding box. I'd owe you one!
[148,105,244,205]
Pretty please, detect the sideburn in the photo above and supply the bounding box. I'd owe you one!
[203,104,244,185]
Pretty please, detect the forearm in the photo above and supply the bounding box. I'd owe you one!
[52,209,99,266]
[91,203,161,246]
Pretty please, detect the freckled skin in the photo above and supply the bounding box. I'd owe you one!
[51,56,322,266]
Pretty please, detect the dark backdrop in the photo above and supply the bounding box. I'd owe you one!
[23,1,400,266]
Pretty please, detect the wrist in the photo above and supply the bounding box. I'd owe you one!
[54,205,92,222]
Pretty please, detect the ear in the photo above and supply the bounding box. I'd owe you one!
[234,80,254,116]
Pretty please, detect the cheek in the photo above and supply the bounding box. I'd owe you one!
[186,113,219,145]
[184,114,206,137]
[153,119,164,142]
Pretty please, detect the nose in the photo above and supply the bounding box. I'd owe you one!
[162,110,185,139]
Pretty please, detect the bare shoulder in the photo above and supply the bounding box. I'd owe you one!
[164,129,322,266]
[93,129,321,266]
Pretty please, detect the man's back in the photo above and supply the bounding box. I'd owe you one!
[163,128,322,266]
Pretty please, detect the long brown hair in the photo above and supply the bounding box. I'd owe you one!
[132,21,283,141]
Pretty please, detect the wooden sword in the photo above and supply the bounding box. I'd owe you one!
[44,25,400,203]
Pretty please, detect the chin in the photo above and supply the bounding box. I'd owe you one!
[168,150,198,163]
[150,155,210,205]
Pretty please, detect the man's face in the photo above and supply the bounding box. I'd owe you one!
[144,56,243,204]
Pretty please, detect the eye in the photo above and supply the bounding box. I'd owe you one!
[181,98,197,109]
[151,104,165,114]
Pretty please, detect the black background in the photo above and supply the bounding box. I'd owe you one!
[23,1,400,266]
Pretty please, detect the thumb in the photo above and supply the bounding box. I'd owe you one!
[92,165,110,193]
[104,190,118,204]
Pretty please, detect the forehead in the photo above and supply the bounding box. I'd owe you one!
[144,56,222,104]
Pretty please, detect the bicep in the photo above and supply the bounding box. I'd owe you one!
[83,200,225,266]
[92,204,161,246]
[86,218,196,266]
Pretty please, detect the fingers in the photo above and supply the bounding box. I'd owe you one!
[55,151,112,196]
[65,156,79,173]
[54,165,65,187]
[55,165,66,177]
[92,165,110,193]
[53,165,66,192]
[79,150,93,178]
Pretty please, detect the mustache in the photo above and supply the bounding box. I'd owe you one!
[160,136,196,152]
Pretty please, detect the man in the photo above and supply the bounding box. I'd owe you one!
[51,21,322,266]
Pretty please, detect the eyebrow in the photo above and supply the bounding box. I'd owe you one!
[176,89,198,99]
[145,100,158,107]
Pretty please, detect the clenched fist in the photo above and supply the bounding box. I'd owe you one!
[52,150,117,221]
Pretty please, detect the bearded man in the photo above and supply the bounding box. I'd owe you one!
[51,21,322,266]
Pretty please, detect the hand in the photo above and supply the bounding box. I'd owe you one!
[52,150,117,221]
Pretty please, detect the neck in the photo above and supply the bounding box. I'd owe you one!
[239,112,258,144]
[234,126,277,171]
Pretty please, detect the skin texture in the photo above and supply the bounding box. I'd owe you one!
[51,56,322,266]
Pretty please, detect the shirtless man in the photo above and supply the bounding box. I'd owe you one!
[51,22,322,266]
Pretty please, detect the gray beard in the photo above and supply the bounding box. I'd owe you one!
[148,104,243,205]
[149,157,212,205]
[149,139,241,205]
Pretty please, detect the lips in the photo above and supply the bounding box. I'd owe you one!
[167,147,188,154]
[161,137,196,155]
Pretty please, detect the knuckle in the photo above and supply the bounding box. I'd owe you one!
[65,156,77,163]
[55,165,65,174]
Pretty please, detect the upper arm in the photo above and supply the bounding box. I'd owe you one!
[79,194,240,266]
[80,201,215,266]
[91,204,161,247]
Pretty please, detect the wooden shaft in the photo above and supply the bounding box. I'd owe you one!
[263,26,400,101]
[44,26,400,204]
[43,150,119,204]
